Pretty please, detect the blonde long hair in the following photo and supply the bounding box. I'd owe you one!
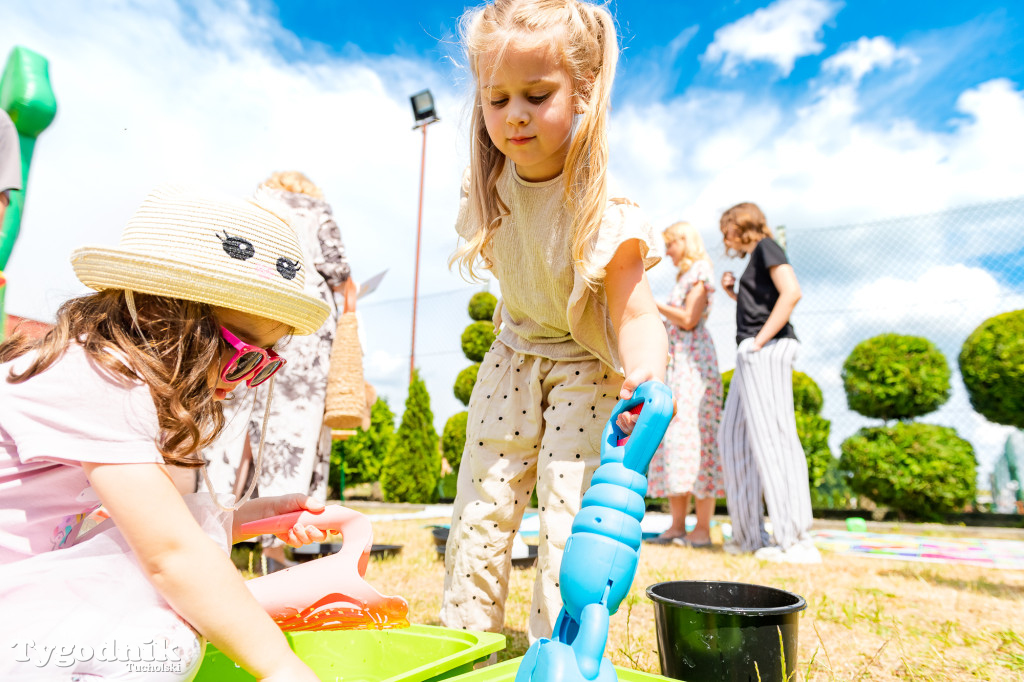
[450,0,618,287]
[663,221,712,279]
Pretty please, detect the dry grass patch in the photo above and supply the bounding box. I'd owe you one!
[240,516,1024,681]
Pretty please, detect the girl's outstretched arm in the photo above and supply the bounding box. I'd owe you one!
[82,462,318,682]
[605,238,669,398]
[752,263,802,351]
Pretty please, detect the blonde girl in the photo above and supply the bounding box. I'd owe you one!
[646,222,724,548]
[0,186,330,680]
[718,202,820,564]
[442,0,668,641]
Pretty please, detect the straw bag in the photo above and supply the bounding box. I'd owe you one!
[323,283,367,430]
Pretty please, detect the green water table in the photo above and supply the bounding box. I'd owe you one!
[194,625,505,682]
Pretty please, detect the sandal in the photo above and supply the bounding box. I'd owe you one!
[674,537,712,549]
[645,532,686,545]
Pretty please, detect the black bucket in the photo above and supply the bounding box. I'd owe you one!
[646,581,806,682]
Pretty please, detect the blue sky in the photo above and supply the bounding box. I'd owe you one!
[269,0,1024,131]
[3,0,1023,480]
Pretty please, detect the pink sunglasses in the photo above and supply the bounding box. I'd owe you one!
[219,326,286,387]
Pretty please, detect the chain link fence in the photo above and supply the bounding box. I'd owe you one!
[359,196,1024,496]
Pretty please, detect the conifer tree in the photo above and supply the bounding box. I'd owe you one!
[381,369,440,503]
[329,398,396,495]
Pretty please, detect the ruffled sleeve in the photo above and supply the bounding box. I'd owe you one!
[689,259,715,293]
[564,199,663,372]
[590,199,662,275]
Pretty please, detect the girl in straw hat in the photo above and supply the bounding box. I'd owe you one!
[0,185,326,680]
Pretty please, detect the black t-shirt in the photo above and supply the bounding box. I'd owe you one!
[735,238,798,345]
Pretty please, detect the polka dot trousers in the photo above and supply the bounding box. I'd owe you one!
[440,340,622,641]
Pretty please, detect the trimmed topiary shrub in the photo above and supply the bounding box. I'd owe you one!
[454,363,480,407]
[461,321,496,363]
[796,412,832,490]
[329,397,395,496]
[959,310,1024,429]
[442,411,469,471]
[468,291,498,322]
[380,369,440,504]
[842,334,951,421]
[721,369,823,415]
[839,422,977,520]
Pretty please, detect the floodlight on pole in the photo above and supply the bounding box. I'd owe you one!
[408,89,439,384]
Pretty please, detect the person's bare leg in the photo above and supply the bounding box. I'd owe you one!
[653,494,690,541]
[687,496,715,545]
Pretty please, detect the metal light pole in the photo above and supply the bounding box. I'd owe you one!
[409,89,439,385]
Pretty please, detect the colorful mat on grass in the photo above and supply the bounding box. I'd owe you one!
[812,529,1024,570]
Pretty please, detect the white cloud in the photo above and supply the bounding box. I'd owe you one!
[703,0,843,77]
[822,36,918,83]
[609,77,1024,234]
[3,0,1022,473]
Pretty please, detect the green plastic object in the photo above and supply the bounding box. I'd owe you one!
[845,517,868,533]
[194,624,505,682]
[445,658,673,682]
[0,46,57,337]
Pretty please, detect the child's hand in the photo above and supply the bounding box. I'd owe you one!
[235,495,328,547]
[267,494,328,548]
[616,371,677,436]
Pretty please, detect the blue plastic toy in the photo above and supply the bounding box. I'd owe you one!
[516,380,674,682]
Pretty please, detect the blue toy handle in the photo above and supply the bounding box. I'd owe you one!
[602,381,674,474]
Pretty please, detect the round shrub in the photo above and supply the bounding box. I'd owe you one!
[442,411,468,471]
[796,412,832,490]
[959,310,1024,429]
[468,291,498,322]
[721,369,823,415]
[792,372,824,415]
[839,422,977,520]
[461,321,496,362]
[454,363,480,406]
[842,334,950,421]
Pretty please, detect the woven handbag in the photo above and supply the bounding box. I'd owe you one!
[323,283,367,430]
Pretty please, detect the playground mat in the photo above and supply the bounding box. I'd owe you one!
[811,529,1024,570]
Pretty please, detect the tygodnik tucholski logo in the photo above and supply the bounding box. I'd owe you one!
[10,639,184,672]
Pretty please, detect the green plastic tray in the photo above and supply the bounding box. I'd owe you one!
[444,657,674,681]
[194,624,506,682]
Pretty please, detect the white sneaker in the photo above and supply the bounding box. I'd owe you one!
[722,541,748,555]
[753,545,783,560]
[767,541,822,565]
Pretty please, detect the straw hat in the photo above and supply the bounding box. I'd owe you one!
[71,185,330,335]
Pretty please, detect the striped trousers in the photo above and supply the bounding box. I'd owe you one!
[719,337,813,552]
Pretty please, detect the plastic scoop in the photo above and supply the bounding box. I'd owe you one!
[241,505,409,631]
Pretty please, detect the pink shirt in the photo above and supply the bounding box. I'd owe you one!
[0,344,162,564]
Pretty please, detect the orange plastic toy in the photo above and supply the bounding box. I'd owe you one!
[241,505,409,632]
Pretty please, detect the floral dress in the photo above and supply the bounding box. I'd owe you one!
[647,260,725,499]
